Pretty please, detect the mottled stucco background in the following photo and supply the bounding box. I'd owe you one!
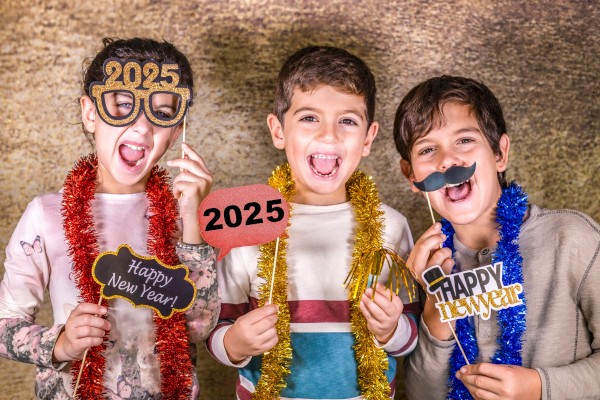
[0,0,598,398]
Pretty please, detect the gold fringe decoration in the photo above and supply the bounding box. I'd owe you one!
[254,164,295,399]
[255,164,415,399]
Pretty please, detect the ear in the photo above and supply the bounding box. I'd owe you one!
[267,113,285,150]
[495,134,510,172]
[361,122,379,156]
[400,159,420,193]
[80,95,96,133]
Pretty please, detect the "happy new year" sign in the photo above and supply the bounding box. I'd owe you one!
[92,244,196,318]
[422,262,523,322]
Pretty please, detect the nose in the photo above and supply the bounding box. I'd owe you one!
[130,112,153,135]
[437,148,461,171]
[316,121,339,143]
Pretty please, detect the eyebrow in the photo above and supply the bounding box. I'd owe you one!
[292,106,365,121]
[114,91,133,99]
[413,127,481,147]
[154,104,177,112]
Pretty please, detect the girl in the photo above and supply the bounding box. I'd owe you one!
[0,37,219,399]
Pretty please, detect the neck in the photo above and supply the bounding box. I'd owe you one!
[452,213,500,250]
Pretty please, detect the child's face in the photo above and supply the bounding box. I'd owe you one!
[401,102,509,228]
[80,94,181,193]
[268,85,378,205]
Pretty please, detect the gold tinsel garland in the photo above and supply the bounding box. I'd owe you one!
[255,164,414,399]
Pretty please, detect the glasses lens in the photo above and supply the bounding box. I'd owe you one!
[148,92,184,126]
[102,91,136,121]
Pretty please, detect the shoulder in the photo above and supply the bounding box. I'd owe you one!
[380,203,409,226]
[380,203,413,251]
[381,203,408,229]
[22,192,63,218]
[526,204,599,240]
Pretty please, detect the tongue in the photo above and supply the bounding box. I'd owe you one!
[447,182,470,201]
[311,156,337,175]
[119,145,144,165]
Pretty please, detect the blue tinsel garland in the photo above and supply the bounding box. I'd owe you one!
[441,182,529,399]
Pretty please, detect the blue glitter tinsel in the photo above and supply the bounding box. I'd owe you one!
[441,182,528,400]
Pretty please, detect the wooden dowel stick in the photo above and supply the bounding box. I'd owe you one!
[267,237,280,305]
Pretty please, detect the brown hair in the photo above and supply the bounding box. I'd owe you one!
[393,75,508,187]
[273,46,376,127]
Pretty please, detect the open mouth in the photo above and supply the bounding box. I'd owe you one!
[119,143,146,167]
[444,179,472,202]
[308,153,340,177]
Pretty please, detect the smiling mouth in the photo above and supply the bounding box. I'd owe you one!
[444,179,472,202]
[119,144,146,167]
[308,153,340,177]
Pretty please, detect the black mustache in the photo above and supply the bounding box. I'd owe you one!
[413,162,476,192]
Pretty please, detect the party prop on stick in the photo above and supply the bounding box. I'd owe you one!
[198,184,289,260]
[422,263,523,322]
[89,58,192,128]
[412,162,478,364]
[414,162,477,243]
[198,185,290,303]
[74,245,196,398]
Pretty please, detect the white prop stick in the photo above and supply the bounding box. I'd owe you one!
[424,191,470,365]
[181,116,187,159]
[73,296,104,398]
[267,237,280,305]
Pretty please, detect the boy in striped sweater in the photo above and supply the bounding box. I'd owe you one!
[207,45,419,399]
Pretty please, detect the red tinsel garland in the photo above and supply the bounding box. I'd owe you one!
[61,154,193,399]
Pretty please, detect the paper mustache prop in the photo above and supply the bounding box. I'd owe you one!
[413,162,476,192]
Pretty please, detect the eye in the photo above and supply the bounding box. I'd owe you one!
[417,146,434,156]
[117,101,133,110]
[457,137,475,144]
[154,108,174,119]
[340,118,358,126]
[300,115,317,123]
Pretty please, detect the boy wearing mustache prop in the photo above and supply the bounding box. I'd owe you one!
[394,75,600,400]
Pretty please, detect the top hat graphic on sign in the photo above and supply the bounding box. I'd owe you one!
[423,265,447,294]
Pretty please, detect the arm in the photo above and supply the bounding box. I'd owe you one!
[205,247,277,367]
[176,242,219,343]
[0,197,108,366]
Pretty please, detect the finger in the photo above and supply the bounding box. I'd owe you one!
[70,314,111,332]
[70,303,107,318]
[245,304,278,324]
[458,365,504,397]
[72,325,108,341]
[408,230,447,275]
[168,144,212,174]
[427,247,453,269]
[360,293,390,322]
[250,313,278,335]
[440,256,455,274]
[366,285,401,316]
[466,363,508,381]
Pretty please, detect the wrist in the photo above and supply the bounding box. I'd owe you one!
[223,329,245,364]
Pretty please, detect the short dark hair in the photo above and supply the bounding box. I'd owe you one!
[273,46,376,127]
[393,75,508,187]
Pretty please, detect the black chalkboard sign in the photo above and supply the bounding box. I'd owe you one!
[92,244,196,318]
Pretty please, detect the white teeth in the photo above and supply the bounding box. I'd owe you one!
[124,144,144,151]
[445,179,470,188]
[311,154,338,160]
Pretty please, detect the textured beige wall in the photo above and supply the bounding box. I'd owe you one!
[0,0,598,398]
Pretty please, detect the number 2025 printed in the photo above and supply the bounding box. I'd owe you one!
[203,199,285,231]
